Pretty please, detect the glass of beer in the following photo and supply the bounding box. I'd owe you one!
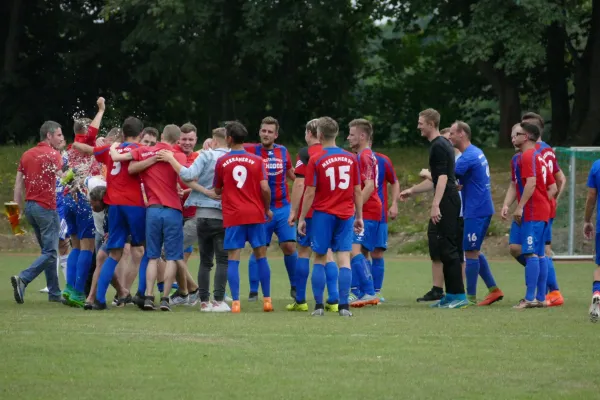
[4,202,25,236]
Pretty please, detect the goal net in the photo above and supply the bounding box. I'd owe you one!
[552,147,600,260]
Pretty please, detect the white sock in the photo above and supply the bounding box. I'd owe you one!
[60,254,68,280]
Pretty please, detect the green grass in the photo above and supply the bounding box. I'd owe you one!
[1,254,599,399]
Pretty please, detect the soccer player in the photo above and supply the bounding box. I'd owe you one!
[91,116,150,310]
[110,125,189,311]
[449,121,503,306]
[213,121,273,313]
[346,119,381,308]
[298,116,363,317]
[11,121,64,304]
[287,119,338,312]
[584,160,600,322]
[503,122,557,309]
[372,147,399,302]
[244,117,297,301]
[400,109,467,308]
[521,112,567,306]
[140,127,158,146]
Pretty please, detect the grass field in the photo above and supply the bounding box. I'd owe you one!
[2,254,599,399]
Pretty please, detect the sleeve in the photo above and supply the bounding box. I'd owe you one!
[130,147,143,161]
[17,156,24,173]
[305,158,316,187]
[361,153,374,181]
[243,143,256,153]
[520,151,535,179]
[294,147,309,177]
[352,155,361,187]
[179,152,206,181]
[384,159,397,184]
[430,143,449,177]
[259,159,267,181]
[93,144,111,164]
[549,151,561,174]
[213,160,223,189]
[587,163,598,189]
[454,154,469,178]
[87,126,98,145]
[285,150,292,172]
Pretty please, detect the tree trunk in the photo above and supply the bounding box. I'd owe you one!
[476,60,522,148]
[2,0,22,82]
[545,21,571,145]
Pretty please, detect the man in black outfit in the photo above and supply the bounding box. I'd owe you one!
[400,108,467,308]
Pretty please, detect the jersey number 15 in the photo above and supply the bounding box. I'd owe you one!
[325,166,350,190]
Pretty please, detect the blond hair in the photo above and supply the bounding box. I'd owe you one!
[419,108,441,128]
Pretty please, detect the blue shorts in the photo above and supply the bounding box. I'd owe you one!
[57,204,69,240]
[545,218,554,244]
[375,222,388,250]
[64,193,95,240]
[146,206,183,260]
[297,218,312,248]
[106,205,146,250]
[311,210,354,255]
[509,220,546,256]
[353,219,380,252]
[463,216,492,251]
[266,204,296,245]
[224,223,267,250]
[184,246,193,254]
[595,233,600,266]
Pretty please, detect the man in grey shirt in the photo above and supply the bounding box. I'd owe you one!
[159,127,230,312]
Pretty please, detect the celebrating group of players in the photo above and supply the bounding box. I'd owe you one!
[9,98,600,320]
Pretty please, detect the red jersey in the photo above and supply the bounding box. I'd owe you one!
[295,143,322,219]
[375,152,398,223]
[305,147,360,220]
[173,145,200,218]
[93,142,144,207]
[244,143,292,209]
[18,142,62,210]
[213,149,267,228]
[356,148,383,221]
[535,141,560,219]
[73,125,99,145]
[130,143,187,211]
[68,126,102,177]
[513,148,555,222]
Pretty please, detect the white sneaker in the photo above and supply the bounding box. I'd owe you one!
[224,294,233,303]
[39,287,49,293]
[589,293,600,323]
[210,300,231,312]
[199,301,213,312]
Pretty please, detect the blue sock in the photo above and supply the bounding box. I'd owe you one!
[351,254,375,296]
[137,254,149,295]
[361,259,373,293]
[372,258,384,292]
[284,252,297,288]
[325,262,339,303]
[295,257,310,302]
[536,257,548,302]
[351,263,361,297]
[95,256,119,304]
[465,258,480,297]
[157,282,164,294]
[311,263,326,305]
[257,257,271,298]
[593,281,600,294]
[66,248,80,288]
[516,254,526,267]
[248,253,259,293]
[478,254,497,289]
[338,267,352,306]
[227,260,240,301]
[525,256,540,301]
[74,250,93,293]
[172,282,179,291]
[546,258,559,292]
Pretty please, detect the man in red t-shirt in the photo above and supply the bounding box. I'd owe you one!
[298,116,363,317]
[11,121,64,304]
[111,124,188,312]
[213,121,273,314]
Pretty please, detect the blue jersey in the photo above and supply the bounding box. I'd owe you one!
[455,144,494,218]
[587,160,600,225]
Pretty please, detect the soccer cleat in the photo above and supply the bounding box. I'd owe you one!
[143,296,156,311]
[132,292,145,309]
[248,292,258,302]
[83,301,93,310]
[376,292,386,303]
[513,299,540,309]
[339,309,353,317]
[39,287,49,293]
[169,292,189,306]
[290,286,297,300]
[325,303,339,312]
[589,292,600,323]
[263,297,274,312]
[211,300,231,312]
[351,294,379,308]
[348,293,359,304]
[417,289,444,302]
[546,290,564,307]
[442,299,469,309]
[91,300,107,311]
[160,297,171,311]
[231,300,241,313]
[62,285,73,301]
[429,295,450,308]
[68,292,86,308]
[187,290,199,306]
[311,308,325,316]
[116,294,133,308]
[477,288,505,306]
[286,302,309,311]
[11,276,25,304]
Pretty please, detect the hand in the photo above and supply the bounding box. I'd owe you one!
[388,203,398,220]
[204,189,221,200]
[584,222,595,240]
[97,97,106,111]
[177,187,184,197]
[419,168,430,179]
[265,209,273,223]
[110,141,121,150]
[297,219,307,236]
[95,137,106,147]
[288,212,297,227]
[457,184,463,191]
[399,188,413,202]
[353,217,364,234]
[501,205,510,220]
[156,150,173,162]
[513,206,523,225]
[430,204,441,224]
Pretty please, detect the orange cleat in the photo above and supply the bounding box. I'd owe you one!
[231,300,241,313]
[477,288,504,306]
[546,290,564,307]
[263,297,274,312]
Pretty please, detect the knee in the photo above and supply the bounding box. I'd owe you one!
[509,245,521,259]
[371,249,384,259]
[438,238,458,265]
[280,242,296,255]
[465,250,479,259]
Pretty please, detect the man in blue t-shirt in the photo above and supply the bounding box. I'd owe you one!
[584,160,600,322]
[450,121,504,306]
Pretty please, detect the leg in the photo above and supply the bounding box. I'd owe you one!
[210,219,228,303]
[437,197,465,306]
[197,219,214,303]
[86,246,108,304]
[418,220,445,302]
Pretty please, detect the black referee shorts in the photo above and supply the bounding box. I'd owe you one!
[427,195,462,263]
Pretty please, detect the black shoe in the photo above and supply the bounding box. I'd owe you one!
[116,294,133,307]
[143,296,156,311]
[160,296,171,312]
[92,300,107,310]
[290,286,297,300]
[133,292,145,309]
[417,289,444,302]
[48,296,62,303]
[83,301,93,310]
[248,292,258,302]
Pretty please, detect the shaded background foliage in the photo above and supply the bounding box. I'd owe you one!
[1,0,599,147]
